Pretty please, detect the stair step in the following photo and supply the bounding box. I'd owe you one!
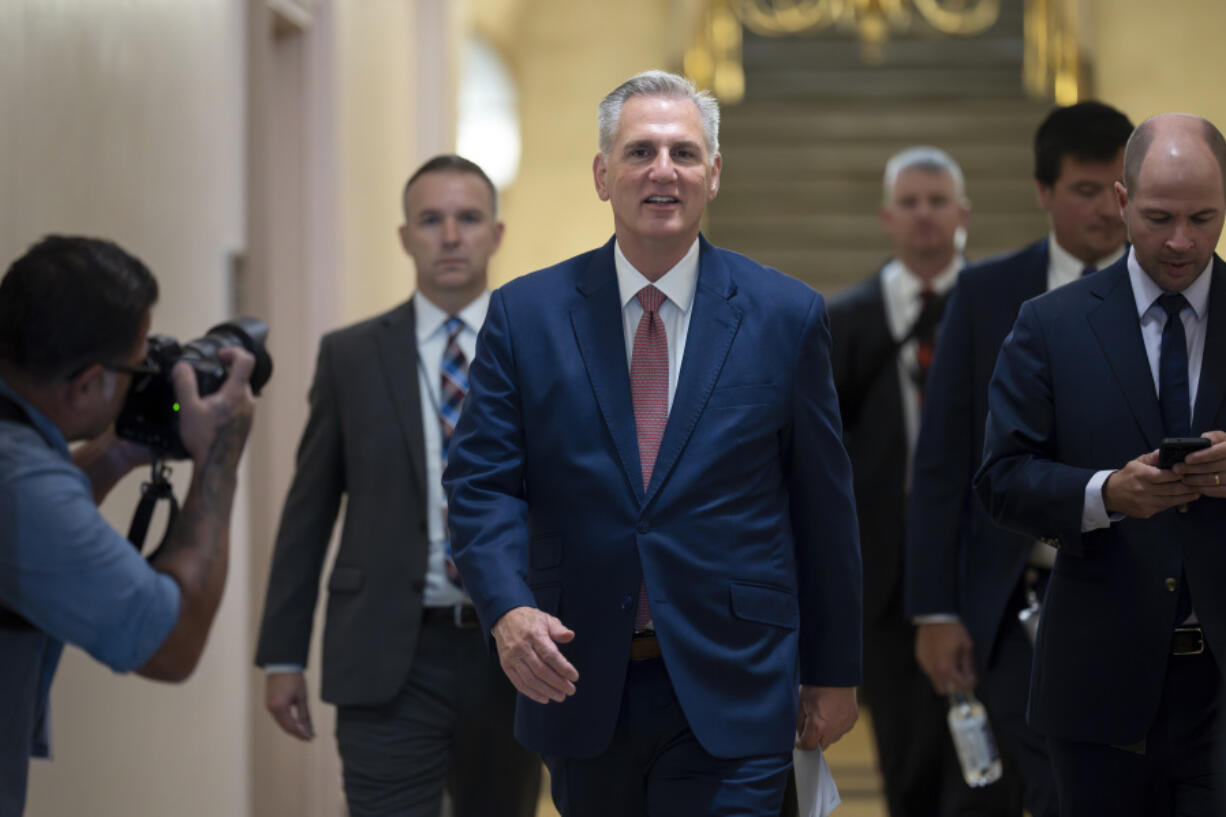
[707,2,1049,295]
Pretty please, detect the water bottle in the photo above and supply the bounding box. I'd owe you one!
[1017,588,1042,645]
[947,690,1003,787]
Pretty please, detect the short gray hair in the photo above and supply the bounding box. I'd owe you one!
[598,70,720,160]
[883,146,967,205]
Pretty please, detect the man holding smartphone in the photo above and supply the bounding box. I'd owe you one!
[975,113,1226,816]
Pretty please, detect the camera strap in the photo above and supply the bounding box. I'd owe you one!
[0,393,37,631]
[127,461,178,555]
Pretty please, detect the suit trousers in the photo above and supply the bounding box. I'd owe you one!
[545,657,792,817]
[983,585,1060,817]
[1047,645,1223,817]
[861,594,1021,817]
[335,612,540,817]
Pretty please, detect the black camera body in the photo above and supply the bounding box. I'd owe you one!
[116,317,272,459]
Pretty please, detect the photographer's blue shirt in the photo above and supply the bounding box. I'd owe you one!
[0,375,179,816]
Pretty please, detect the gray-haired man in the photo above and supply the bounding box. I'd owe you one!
[827,148,1019,816]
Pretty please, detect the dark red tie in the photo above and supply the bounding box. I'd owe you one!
[915,287,936,406]
[630,285,668,630]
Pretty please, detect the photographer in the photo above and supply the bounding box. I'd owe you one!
[0,236,255,817]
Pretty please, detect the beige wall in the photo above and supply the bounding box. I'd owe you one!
[1,2,250,816]
[1089,0,1226,252]
[1091,0,1226,129]
[334,1,426,323]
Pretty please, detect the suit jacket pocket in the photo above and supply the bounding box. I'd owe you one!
[729,581,797,630]
[328,566,365,593]
[707,383,776,409]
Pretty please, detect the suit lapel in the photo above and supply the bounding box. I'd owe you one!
[570,239,644,499]
[1087,261,1163,449]
[374,299,428,506]
[644,237,742,506]
[1193,256,1226,430]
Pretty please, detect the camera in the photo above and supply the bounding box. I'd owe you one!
[116,317,273,459]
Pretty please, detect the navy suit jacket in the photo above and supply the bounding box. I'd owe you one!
[444,235,862,760]
[974,255,1226,744]
[906,240,1048,660]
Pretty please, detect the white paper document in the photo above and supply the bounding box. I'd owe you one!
[792,744,841,817]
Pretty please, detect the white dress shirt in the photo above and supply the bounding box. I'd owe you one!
[416,291,489,608]
[614,238,700,412]
[1081,248,1211,531]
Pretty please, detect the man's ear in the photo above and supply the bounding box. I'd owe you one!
[1114,180,1130,217]
[63,363,105,412]
[879,205,892,232]
[1035,180,1053,213]
[593,153,610,201]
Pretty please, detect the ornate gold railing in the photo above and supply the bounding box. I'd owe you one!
[1023,0,1083,104]
[685,0,1081,104]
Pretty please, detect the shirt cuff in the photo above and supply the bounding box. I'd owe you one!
[264,664,304,674]
[1081,469,1122,531]
[913,613,960,625]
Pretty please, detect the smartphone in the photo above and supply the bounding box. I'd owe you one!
[1157,436,1211,469]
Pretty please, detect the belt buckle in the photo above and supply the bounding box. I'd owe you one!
[453,603,476,629]
[1174,626,1205,656]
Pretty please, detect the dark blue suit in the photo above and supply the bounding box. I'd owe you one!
[975,256,1226,814]
[445,236,861,781]
[906,239,1055,815]
[907,240,1047,653]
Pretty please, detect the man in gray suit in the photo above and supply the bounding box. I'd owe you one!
[254,155,540,817]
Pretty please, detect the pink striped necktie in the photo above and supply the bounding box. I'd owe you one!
[630,284,668,630]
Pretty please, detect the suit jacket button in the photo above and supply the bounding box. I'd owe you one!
[419,521,428,533]
[620,595,633,611]
[636,522,649,534]
[412,579,425,593]
[1165,577,1178,592]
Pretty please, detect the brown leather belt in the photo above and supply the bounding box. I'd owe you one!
[629,632,661,661]
[1173,626,1205,656]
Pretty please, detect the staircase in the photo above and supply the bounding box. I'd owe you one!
[706,0,1054,295]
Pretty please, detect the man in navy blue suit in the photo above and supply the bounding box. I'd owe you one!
[976,113,1226,815]
[444,70,862,816]
[906,101,1133,817]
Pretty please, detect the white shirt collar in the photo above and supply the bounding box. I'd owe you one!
[883,255,962,301]
[879,255,962,341]
[1048,232,1126,280]
[1127,247,1212,320]
[414,290,491,342]
[614,238,700,313]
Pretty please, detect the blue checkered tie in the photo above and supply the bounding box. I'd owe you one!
[439,316,468,462]
[440,317,468,584]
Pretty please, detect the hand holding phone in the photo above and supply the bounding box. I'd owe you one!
[1156,436,1211,470]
